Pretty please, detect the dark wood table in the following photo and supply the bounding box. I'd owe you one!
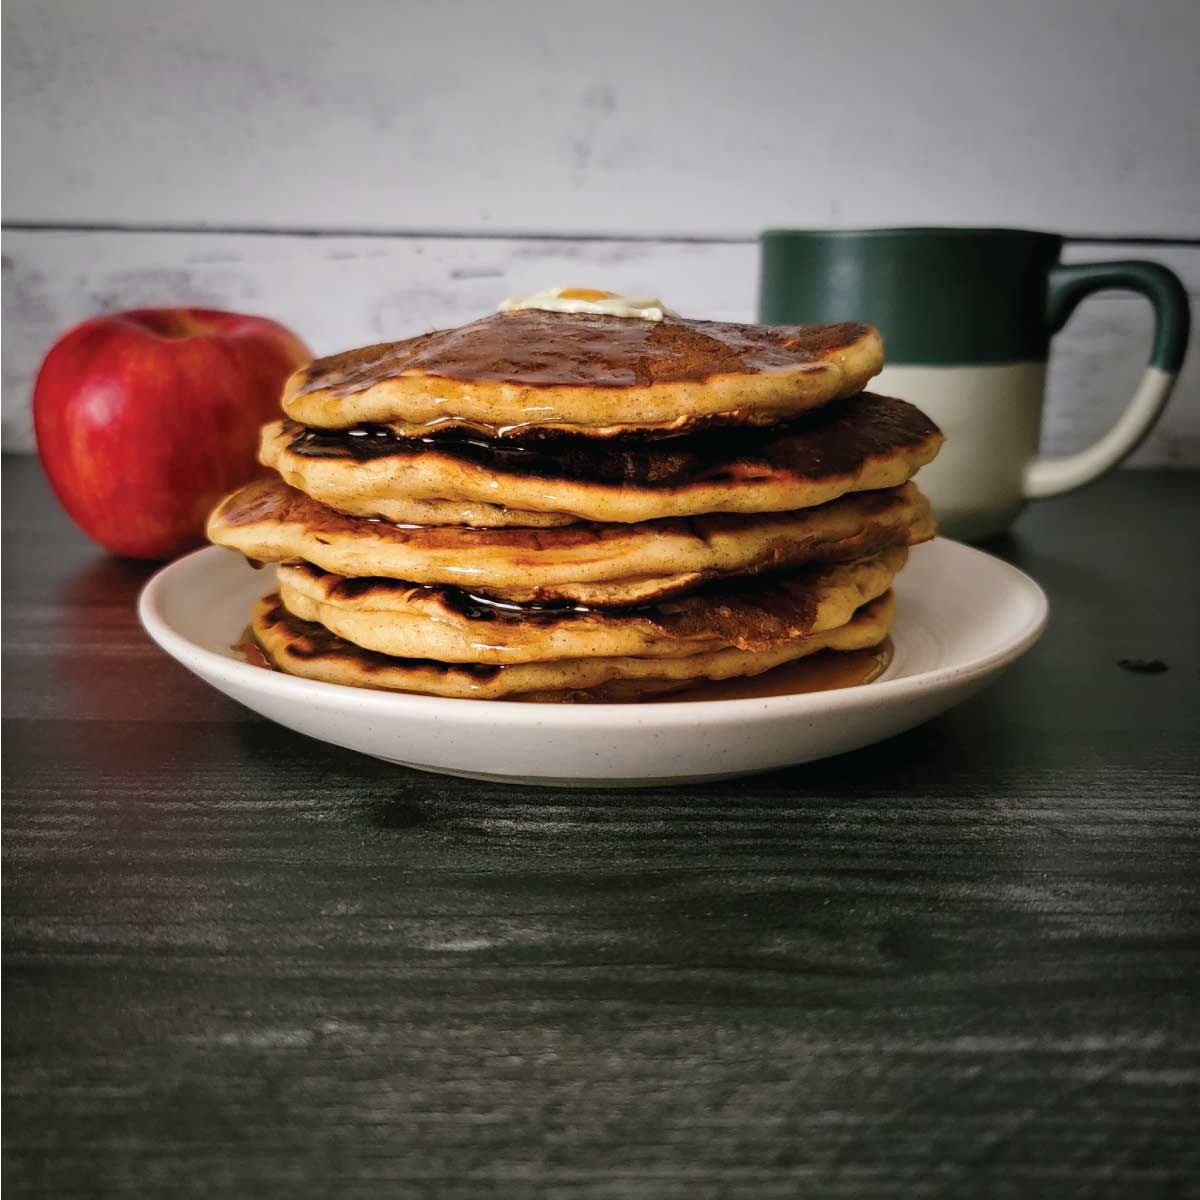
[4,456,1198,1198]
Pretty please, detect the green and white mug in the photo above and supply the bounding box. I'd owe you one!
[759,227,1190,541]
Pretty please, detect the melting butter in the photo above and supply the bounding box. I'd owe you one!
[497,287,679,322]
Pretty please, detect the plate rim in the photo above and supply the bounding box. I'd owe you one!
[138,538,1048,729]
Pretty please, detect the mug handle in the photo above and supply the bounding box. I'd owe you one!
[1023,259,1190,498]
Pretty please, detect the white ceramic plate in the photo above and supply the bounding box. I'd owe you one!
[139,540,1047,787]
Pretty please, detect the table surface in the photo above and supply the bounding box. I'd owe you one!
[4,456,1199,1199]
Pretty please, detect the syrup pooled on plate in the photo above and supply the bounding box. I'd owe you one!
[232,631,273,671]
[655,639,893,703]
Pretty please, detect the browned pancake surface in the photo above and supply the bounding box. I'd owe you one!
[293,312,876,396]
[209,476,934,604]
[212,475,926,559]
[276,547,906,664]
[282,312,884,436]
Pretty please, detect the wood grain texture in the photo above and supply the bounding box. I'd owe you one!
[4,458,1199,1198]
[4,231,1197,464]
[4,0,1199,236]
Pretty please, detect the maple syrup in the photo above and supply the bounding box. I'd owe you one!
[284,394,936,493]
[231,633,273,671]
[654,639,893,703]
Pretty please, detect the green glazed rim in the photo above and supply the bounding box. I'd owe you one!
[761,226,1060,242]
[758,227,1188,369]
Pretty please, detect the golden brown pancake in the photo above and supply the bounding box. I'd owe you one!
[262,393,943,525]
[282,312,884,438]
[251,590,895,701]
[276,547,906,664]
[209,476,934,605]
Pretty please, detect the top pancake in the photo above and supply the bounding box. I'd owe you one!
[282,311,884,437]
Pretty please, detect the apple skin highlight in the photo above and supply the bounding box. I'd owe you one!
[34,307,311,559]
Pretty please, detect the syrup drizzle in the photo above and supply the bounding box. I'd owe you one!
[282,393,940,490]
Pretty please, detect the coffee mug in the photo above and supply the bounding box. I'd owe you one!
[759,227,1190,541]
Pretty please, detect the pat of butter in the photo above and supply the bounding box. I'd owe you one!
[498,287,679,322]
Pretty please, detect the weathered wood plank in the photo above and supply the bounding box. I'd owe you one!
[4,231,1197,464]
[0,231,755,453]
[4,0,1198,236]
[3,458,1199,1197]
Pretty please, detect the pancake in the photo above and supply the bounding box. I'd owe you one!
[251,590,896,701]
[276,546,906,664]
[282,312,884,438]
[209,476,934,605]
[262,393,943,525]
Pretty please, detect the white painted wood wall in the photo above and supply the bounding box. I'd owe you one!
[4,0,1198,462]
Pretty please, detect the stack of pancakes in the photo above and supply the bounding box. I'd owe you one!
[208,296,943,701]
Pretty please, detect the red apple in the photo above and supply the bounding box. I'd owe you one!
[34,307,311,559]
